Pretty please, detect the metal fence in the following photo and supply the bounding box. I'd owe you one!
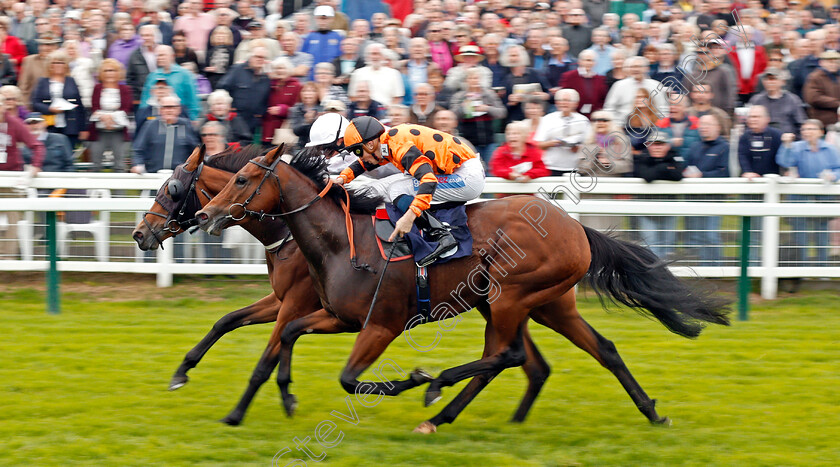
[2,171,840,300]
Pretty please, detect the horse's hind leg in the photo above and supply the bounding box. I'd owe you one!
[530,291,670,425]
[511,323,550,423]
[170,293,280,391]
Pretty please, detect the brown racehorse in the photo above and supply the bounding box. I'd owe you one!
[195,146,731,433]
[132,145,552,426]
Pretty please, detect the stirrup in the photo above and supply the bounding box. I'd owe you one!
[417,232,457,267]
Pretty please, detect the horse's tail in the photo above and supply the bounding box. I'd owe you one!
[582,226,731,338]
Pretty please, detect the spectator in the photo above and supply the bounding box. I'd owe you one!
[234,21,281,63]
[426,22,454,75]
[19,32,61,107]
[332,37,364,90]
[24,112,73,172]
[656,92,701,160]
[633,133,684,259]
[200,121,232,155]
[683,39,737,115]
[134,79,186,135]
[624,88,661,152]
[405,37,430,91]
[546,36,576,94]
[534,89,592,175]
[172,30,201,73]
[409,83,444,126]
[750,68,808,136]
[777,120,840,266]
[451,67,507,167]
[0,85,29,121]
[562,8,593,57]
[108,22,142,69]
[729,27,767,104]
[203,27,236,90]
[490,120,550,181]
[31,50,87,148]
[313,62,350,110]
[603,47,628,90]
[381,26,408,60]
[290,82,324,148]
[650,43,682,86]
[788,37,820,98]
[216,46,271,134]
[688,83,733,137]
[88,59,133,172]
[480,33,507,88]
[279,32,314,82]
[261,57,301,144]
[127,25,160,105]
[84,10,109,59]
[173,0,217,58]
[64,40,95,109]
[579,110,633,178]
[301,6,343,80]
[522,98,546,138]
[348,43,405,106]
[560,50,608,119]
[684,115,730,265]
[427,63,454,110]
[585,27,616,76]
[140,45,200,121]
[501,44,550,122]
[523,27,550,71]
[739,105,784,179]
[131,94,199,174]
[138,1,173,46]
[444,43,493,93]
[206,9,242,51]
[0,17,27,75]
[385,103,411,126]
[199,89,253,148]
[803,50,840,127]
[604,56,669,126]
[0,94,45,260]
[347,80,385,120]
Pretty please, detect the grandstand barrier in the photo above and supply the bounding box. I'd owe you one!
[3,171,840,310]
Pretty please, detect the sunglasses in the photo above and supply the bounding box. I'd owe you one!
[201,133,220,137]
[593,118,610,122]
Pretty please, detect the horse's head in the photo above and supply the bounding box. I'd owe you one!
[132,145,207,250]
[196,144,287,236]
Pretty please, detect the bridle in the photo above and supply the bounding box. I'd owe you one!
[227,155,334,222]
[229,155,374,273]
[142,162,206,249]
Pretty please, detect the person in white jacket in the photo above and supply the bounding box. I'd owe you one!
[603,56,669,127]
[64,40,95,108]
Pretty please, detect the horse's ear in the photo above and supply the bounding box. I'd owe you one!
[264,144,284,166]
[185,144,206,171]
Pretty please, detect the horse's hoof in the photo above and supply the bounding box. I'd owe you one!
[283,394,298,417]
[169,375,189,391]
[412,421,437,434]
[410,368,433,385]
[652,416,672,427]
[220,415,242,426]
[424,389,442,407]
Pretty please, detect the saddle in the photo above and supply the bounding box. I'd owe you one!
[372,209,413,261]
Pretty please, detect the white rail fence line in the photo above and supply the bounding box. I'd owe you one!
[3,172,840,297]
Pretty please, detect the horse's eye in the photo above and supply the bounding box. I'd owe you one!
[236,176,247,185]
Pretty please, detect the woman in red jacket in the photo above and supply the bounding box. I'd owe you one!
[490,120,550,182]
[262,57,302,144]
[0,19,26,75]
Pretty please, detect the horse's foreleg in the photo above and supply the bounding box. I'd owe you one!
[170,293,280,391]
[531,294,670,425]
[338,325,433,398]
[220,304,325,426]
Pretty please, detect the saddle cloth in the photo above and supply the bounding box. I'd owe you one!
[372,203,473,265]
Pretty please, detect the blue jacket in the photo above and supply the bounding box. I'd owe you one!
[687,136,730,178]
[31,77,87,136]
[657,115,701,160]
[131,117,199,173]
[301,30,343,79]
[217,63,271,131]
[139,64,200,120]
[738,127,782,175]
[776,139,840,179]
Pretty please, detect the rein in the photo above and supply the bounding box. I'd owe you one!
[231,157,373,273]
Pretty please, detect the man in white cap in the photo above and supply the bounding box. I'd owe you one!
[301,5,343,81]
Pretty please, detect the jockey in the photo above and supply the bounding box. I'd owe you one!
[334,116,485,266]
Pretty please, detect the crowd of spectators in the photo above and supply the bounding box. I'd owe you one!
[1,0,840,265]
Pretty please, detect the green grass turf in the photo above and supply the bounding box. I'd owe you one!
[0,276,838,466]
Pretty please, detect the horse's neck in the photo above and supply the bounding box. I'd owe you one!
[200,166,288,248]
[282,196,355,273]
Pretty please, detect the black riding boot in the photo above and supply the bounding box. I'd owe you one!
[416,211,457,266]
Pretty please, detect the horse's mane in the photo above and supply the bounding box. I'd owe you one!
[205,144,267,173]
[290,146,383,214]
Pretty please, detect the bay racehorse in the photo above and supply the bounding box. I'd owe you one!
[195,146,731,433]
[132,145,552,426]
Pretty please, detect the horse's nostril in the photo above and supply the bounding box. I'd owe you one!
[197,212,209,223]
[133,231,144,241]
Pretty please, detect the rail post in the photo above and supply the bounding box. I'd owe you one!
[46,211,60,314]
[738,216,751,321]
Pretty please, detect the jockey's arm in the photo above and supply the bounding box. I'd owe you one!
[401,146,438,216]
[338,157,384,184]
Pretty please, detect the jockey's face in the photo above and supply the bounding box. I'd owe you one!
[360,139,382,164]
